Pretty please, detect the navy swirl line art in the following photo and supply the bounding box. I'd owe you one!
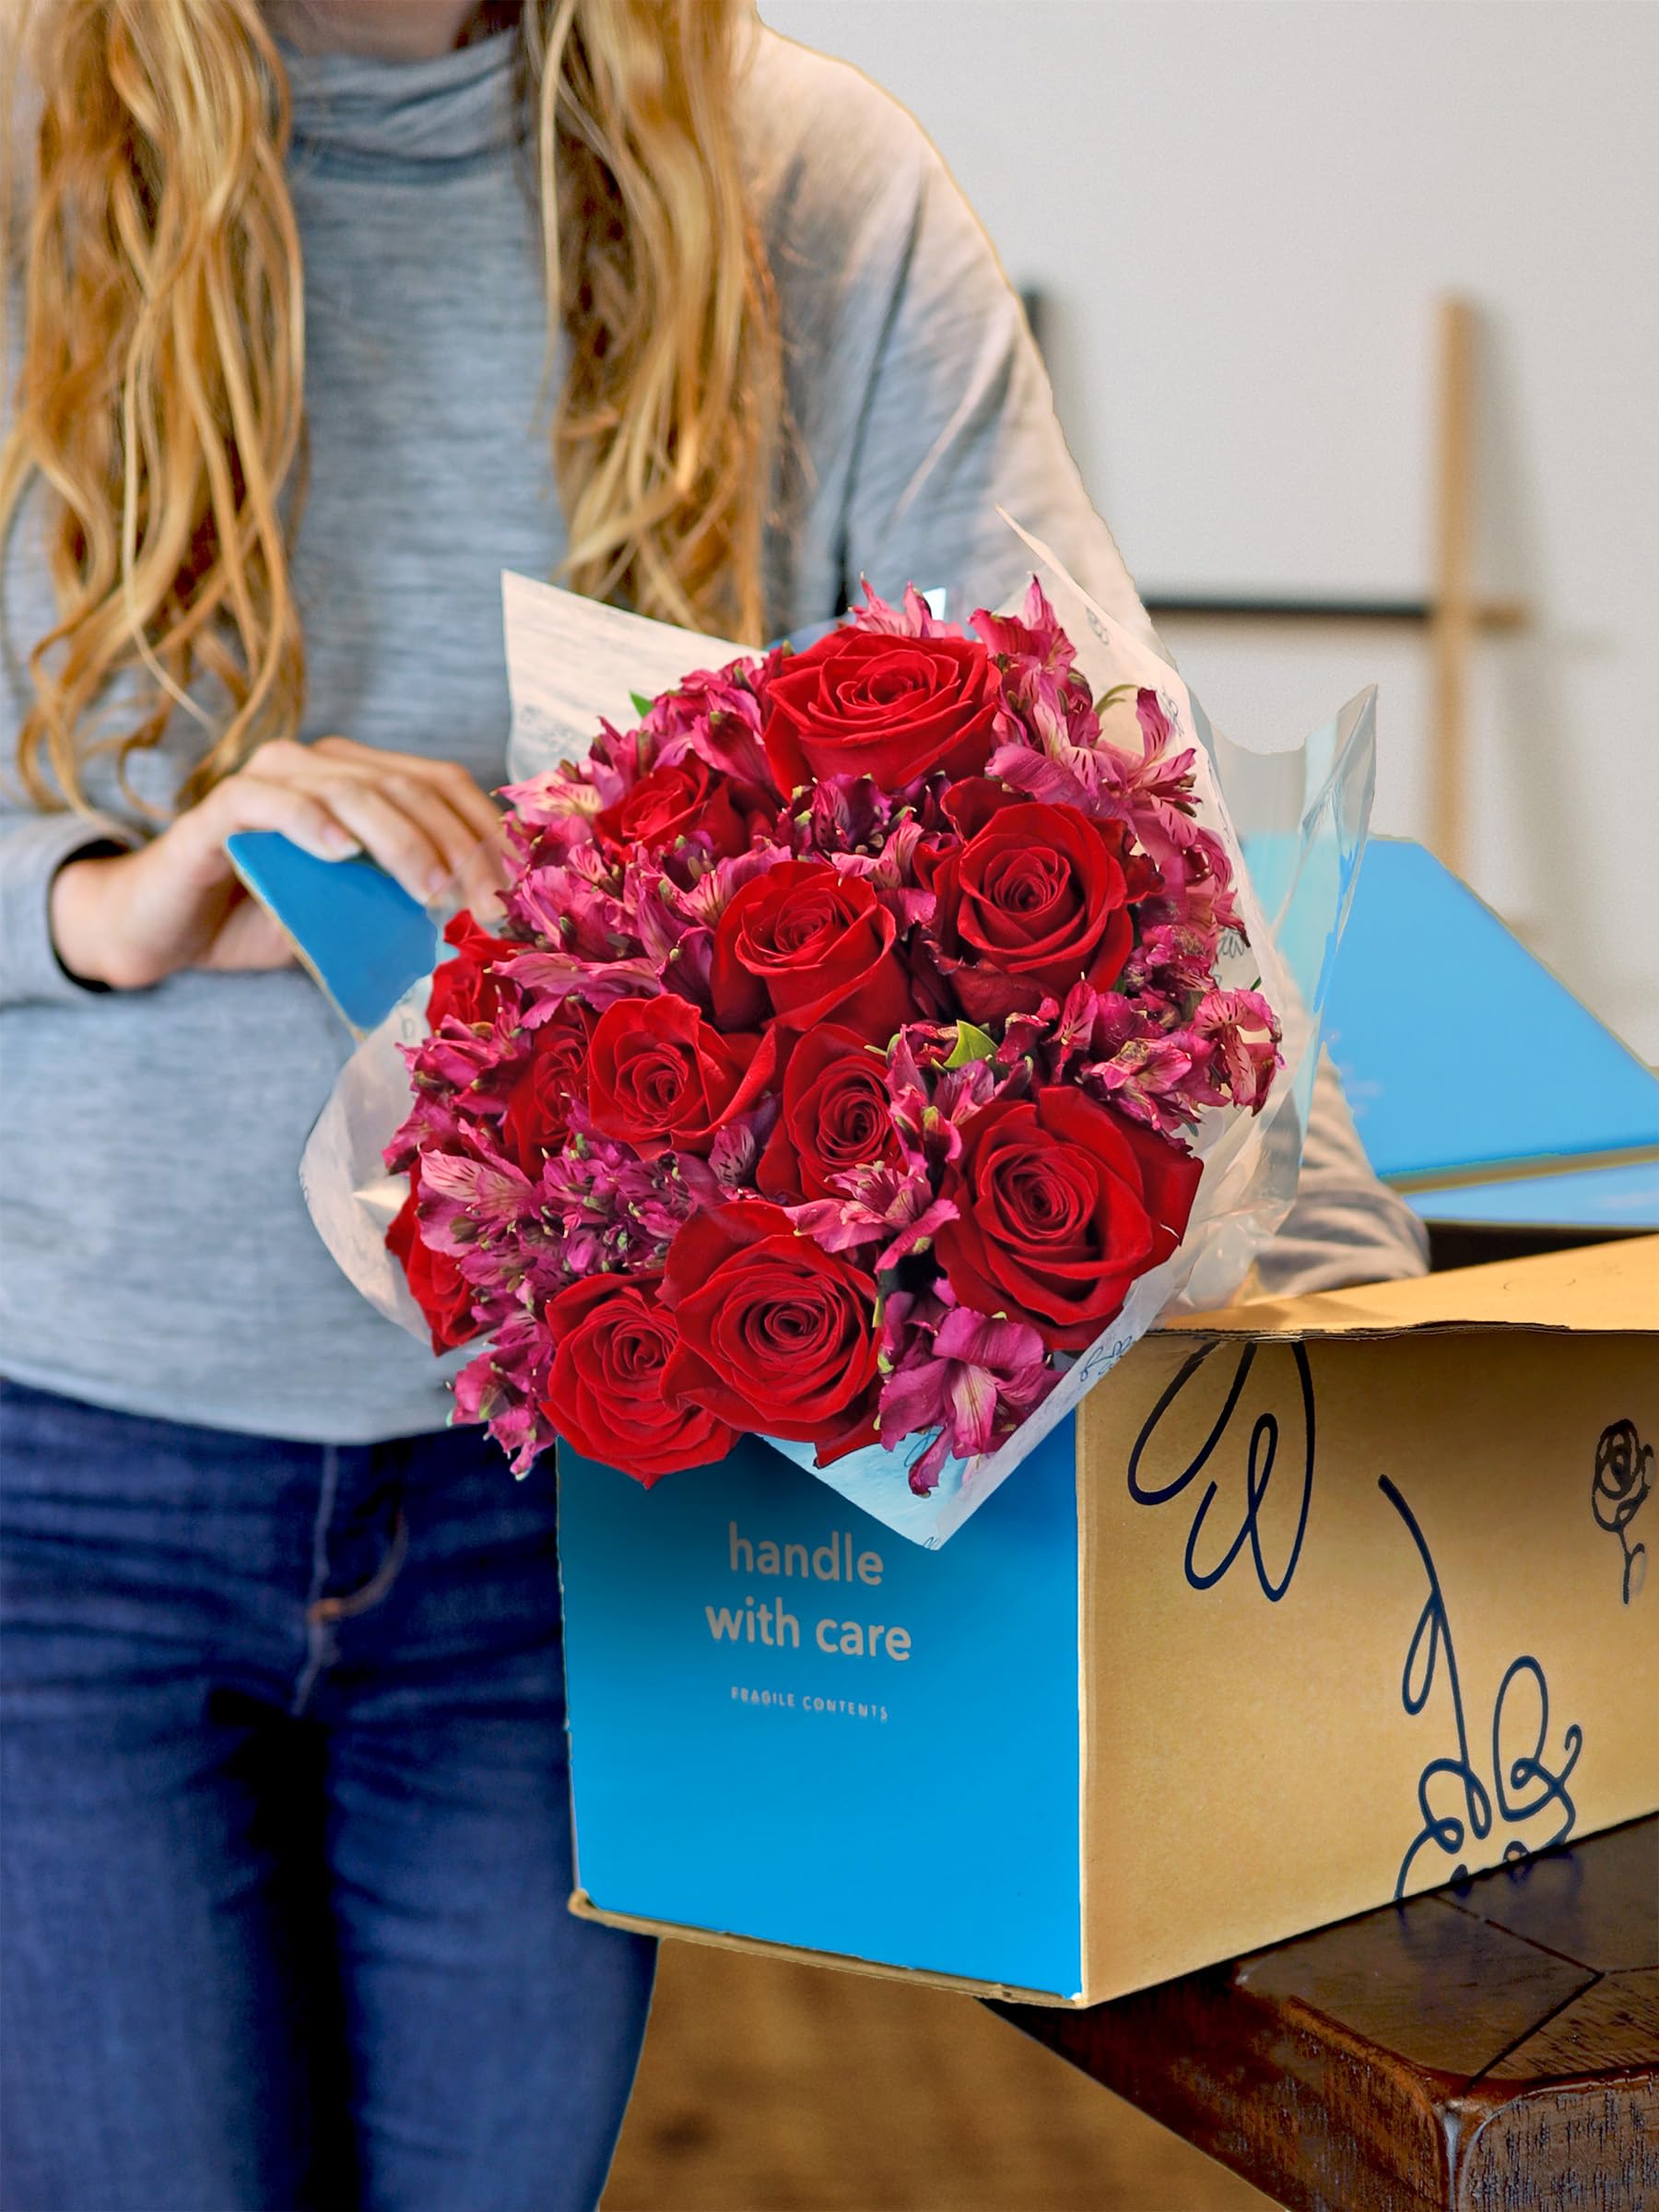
[1127,1341,1315,1601]
[1380,1474,1582,1900]
[1591,1418,1652,1606]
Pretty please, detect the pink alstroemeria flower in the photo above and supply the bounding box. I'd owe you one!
[642,656,777,797]
[850,580,953,641]
[788,1154,959,1275]
[877,1286,1054,1494]
[1086,1034,1203,1138]
[453,1306,557,1477]
[1189,988,1283,1112]
[537,1134,717,1281]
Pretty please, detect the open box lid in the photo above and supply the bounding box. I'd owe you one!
[1170,1233,1659,1343]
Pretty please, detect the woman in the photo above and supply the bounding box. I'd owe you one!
[0,4,1427,2207]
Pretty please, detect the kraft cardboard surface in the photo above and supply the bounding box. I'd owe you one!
[1174,1231,1658,1341]
[1078,1327,1656,1999]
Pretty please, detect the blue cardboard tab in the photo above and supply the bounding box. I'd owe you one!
[226,830,440,1035]
[1324,840,1659,1182]
[557,1418,1084,1994]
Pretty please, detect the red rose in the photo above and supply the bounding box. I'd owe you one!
[757,1026,900,1204]
[928,798,1133,1024]
[542,1274,734,1486]
[386,1171,478,1354]
[586,994,776,1158]
[660,1202,880,1453]
[763,628,999,794]
[428,910,512,1031]
[709,861,913,1046]
[935,1088,1202,1351]
[500,1005,592,1172]
[594,756,748,859]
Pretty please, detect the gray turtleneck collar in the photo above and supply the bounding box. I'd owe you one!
[279,29,522,176]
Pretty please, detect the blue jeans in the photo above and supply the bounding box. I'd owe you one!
[0,1378,655,2212]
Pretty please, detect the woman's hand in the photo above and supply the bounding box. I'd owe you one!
[48,736,502,991]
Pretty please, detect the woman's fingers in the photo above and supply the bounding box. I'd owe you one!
[312,739,503,850]
[252,739,502,903]
[192,770,360,869]
[52,742,501,994]
[377,769,502,891]
[443,818,517,927]
[433,759,506,848]
[291,771,455,902]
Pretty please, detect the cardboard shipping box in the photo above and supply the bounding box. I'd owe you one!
[556,1237,1659,2006]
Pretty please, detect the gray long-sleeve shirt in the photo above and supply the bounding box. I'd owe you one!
[0,28,1425,1441]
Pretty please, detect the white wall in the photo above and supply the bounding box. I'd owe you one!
[763,0,1659,1058]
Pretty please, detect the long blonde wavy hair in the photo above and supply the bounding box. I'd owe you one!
[0,0,782,813]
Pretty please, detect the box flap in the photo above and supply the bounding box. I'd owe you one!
[1407,1156,1659,1231]
[1324,839,1659,1181]
[1168,1233,1658,1341]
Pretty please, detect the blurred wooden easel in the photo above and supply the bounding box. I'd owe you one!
[1426,297,1528,875]
[1134,294,1529,880]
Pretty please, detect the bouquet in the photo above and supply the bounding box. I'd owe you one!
[377,578,1283,1500]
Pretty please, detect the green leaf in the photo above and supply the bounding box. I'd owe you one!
[941,1019,997,1069]
[629,691,655,719]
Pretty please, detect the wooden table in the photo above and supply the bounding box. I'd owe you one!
[996,1815,1658,2212]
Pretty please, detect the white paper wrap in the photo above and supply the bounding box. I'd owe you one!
[302,523,1374,1545]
